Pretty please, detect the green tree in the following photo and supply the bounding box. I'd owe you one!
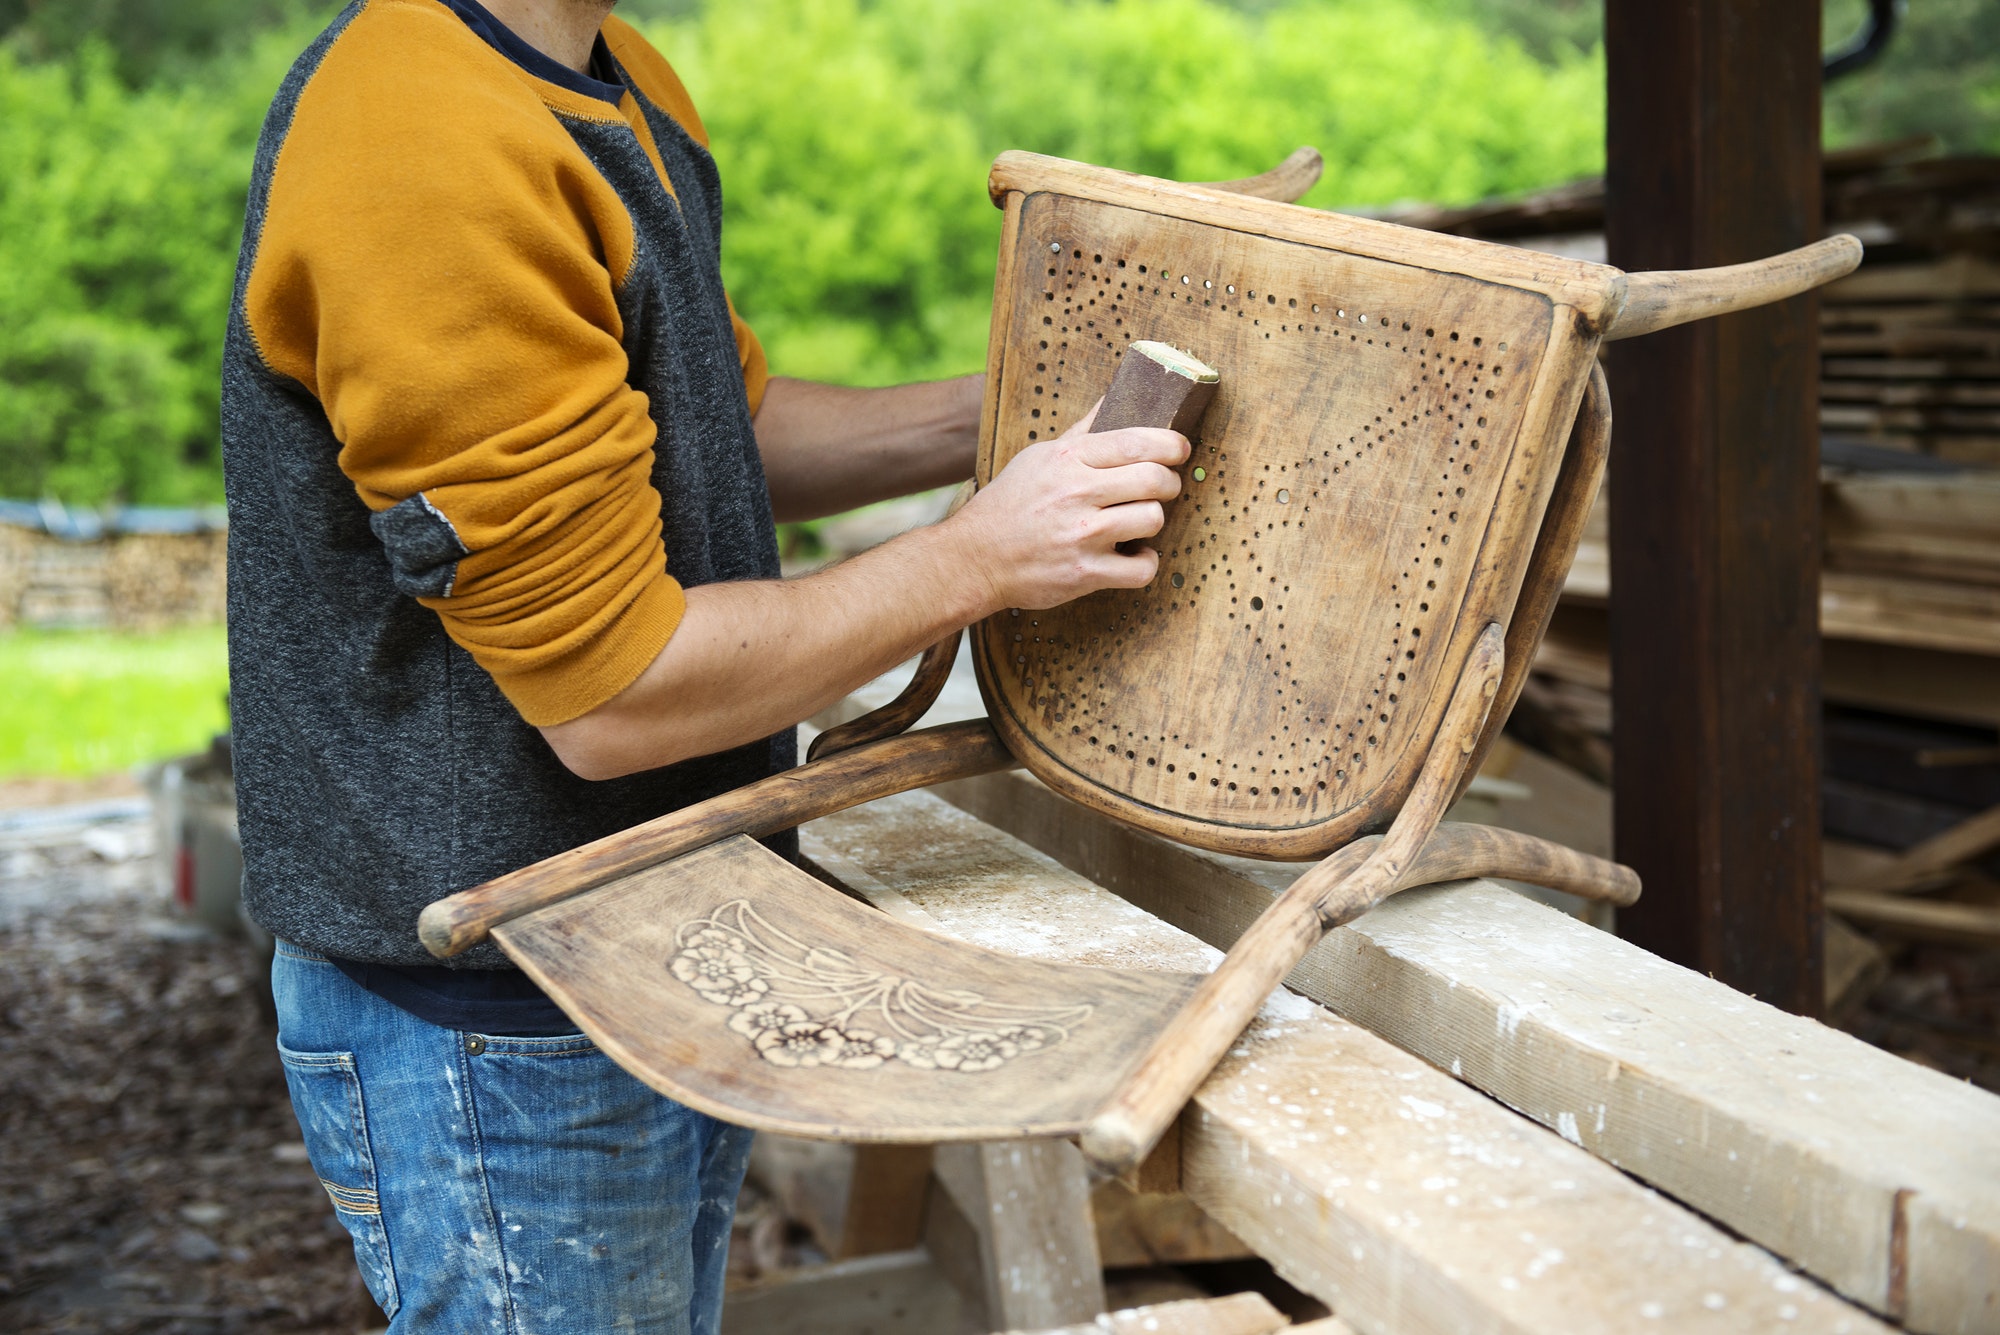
[0,29,310,503]
[652,0,1604,385]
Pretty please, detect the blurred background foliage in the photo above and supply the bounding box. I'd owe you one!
[0,0,1993,506]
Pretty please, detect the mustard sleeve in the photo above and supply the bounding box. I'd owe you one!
[244,24,681,728]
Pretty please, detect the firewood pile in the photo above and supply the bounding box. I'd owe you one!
[0,516,226,632]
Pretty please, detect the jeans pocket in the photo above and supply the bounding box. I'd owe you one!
[277,1042,400,1320]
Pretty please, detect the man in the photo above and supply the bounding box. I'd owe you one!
[220,0,1186,1329]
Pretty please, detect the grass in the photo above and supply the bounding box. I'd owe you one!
[0,625,230,778]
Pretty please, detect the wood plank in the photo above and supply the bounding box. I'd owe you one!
[1824,889,2000,947]
[1826,256,2000,302]
[1840,801,2000,894]
[931,768,2000,1333]
[804,791,1894,1335]
[1567,544,2000,657]
[932,1138,1107,1331]
[1537,601,2000,730]
[1006,1292,1286,1335]
[720,1249,961,1335]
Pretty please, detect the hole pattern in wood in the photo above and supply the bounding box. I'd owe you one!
[669,900,1094,1073]
[982,194,1553,835]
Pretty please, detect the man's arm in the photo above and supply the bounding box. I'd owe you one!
[753,375,984,522]
[539,404,1184,779]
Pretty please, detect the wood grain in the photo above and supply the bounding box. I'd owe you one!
[419,719,1013,957]
[1079,626,1531,1174]
[804,630,962,762]
[927,767,2000,1332]
[493,834,1206,1142]
[934,1139,1106,1330]
[1463,359,1610,791]
[1605,0,1828,1015]
[806,790,1893,1335]
[1602,235,1862,340]
[976,175,1597,857]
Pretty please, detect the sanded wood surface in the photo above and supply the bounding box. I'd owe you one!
[1464,360,1610,790]
[802,790,1890,1334]
[930,768,2000,1333]
[1079,624,1526,1173]
[1005,1292,1286,1335]
[976,167,1596,858]
[493,834,1204,1142]
[805,630,961,763]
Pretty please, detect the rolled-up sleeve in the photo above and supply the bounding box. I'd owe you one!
[245,51,689,727]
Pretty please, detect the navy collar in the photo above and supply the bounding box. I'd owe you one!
[441,0,625,107]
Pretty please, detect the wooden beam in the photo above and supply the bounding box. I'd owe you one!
[931,1138,1107,1331]
[720,1249,960,1335]
[1604,0,1826,1014]
[933,769,2000,1333]
[802,792,1891,1334]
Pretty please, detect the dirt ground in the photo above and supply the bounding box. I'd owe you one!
[0,806,819,1334]
[0,830,383,1332]
[2,795,1995,1332]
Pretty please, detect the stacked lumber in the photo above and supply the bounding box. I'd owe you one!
[1822,253,2000,466]
[1385,143,2000,675]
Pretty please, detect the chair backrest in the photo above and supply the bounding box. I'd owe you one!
[971,154,1626,859]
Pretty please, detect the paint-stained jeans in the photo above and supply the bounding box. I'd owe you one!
[271,942,752,1334]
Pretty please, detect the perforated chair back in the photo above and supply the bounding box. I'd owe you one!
[972,154,1626,859]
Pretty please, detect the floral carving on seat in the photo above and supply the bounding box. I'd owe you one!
[668,901,1091,1073]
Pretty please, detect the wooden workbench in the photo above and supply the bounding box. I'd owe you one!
[718,666,2000,1335]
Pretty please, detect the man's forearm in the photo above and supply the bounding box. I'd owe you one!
[754,375,983,522]
[541,402,1187,780]
[538,522,993,779]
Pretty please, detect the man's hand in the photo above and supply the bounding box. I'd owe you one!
[541,394,1190,780]
[943,404,1188,609]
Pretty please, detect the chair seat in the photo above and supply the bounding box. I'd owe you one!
[495,835,1205,1141]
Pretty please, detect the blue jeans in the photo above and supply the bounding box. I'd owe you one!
[272,942,752,1333]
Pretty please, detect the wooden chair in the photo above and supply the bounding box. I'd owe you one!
[420,151,1860,1175]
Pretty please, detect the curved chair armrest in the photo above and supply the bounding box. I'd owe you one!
[1604,234,1862,341]
[807,628,963,763]
[1195,147,1324,204]
[806,479,977,763]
